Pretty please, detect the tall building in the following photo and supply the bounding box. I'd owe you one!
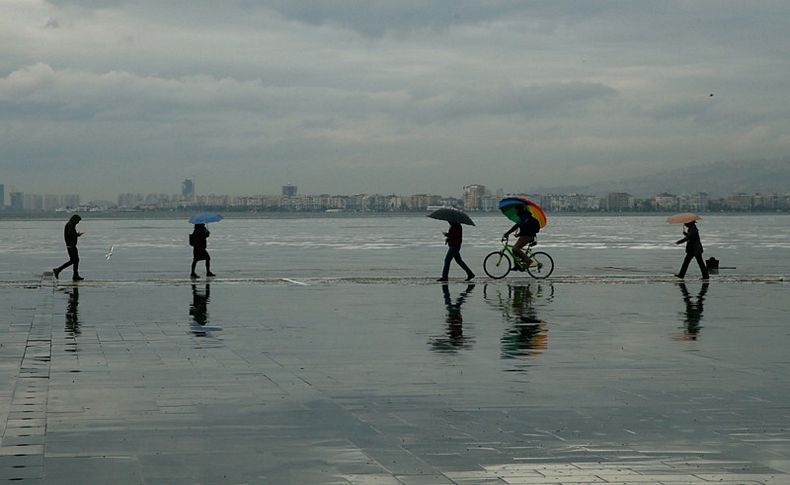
[182,179,195,199]
[282,184,298,197]
[463,184,486,210]
[9,192,24,211]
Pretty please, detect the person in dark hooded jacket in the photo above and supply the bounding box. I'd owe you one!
[675,221,709,279]
[190,223,215,278]
[53,214,84,281]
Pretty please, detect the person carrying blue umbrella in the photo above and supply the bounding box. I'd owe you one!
[189,213,222,278]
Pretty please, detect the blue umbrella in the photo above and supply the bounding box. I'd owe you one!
[189,213,224,224]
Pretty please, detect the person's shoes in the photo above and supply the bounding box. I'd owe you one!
[190,273,199,279]
[53,268,60,279]
[674,274,684,278]
[701,275,710,280]
[206,272,216,277]
[72,275,84,281]
[465,273,475,281]
[436,278,448,282]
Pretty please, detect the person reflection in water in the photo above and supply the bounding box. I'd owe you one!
[429,284,475,353]
[189,284,210,331]
[677,282,708,340]
[64,288,80,353]
[498,285,547,360]
[65,288,80,335]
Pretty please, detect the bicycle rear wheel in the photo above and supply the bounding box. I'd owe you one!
[526,251,554,279]
[484,251,511,279]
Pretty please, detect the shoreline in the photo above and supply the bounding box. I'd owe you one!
[2,210,789,221]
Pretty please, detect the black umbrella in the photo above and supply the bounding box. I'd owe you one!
[427,208,475,226]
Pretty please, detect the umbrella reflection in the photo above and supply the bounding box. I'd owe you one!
[675,282,709,341]
[64,287,80,352]
[428,284,476,353]
[484,284,549,364]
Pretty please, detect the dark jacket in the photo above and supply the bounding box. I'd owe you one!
[64,215,81,247]
[191,225,209,249]
[517,214,540,237]
[444,223,463,247]
[677,223,703,254]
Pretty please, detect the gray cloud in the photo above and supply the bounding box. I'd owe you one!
[2,1,790,199]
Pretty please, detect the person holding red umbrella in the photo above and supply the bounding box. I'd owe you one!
[502,205,541,270]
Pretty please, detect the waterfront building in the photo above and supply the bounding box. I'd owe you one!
[282,185,298,197]
[463,184,486,210]
[9,192,24,211]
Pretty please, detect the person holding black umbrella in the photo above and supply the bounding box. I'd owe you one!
[437,222,475,282]
[427,208,476,282]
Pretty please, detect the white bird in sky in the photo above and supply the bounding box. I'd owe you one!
[105,245,114,262]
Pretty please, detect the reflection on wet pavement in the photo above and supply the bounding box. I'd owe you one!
[2,280,789,483]
[188,283,223,341]
[484,284,550,370]
[64,287,80,350]
[676,282,709,341]
[428,283,475,353]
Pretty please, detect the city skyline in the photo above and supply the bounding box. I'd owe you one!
[3,3,790,199]
[2,177,787,214]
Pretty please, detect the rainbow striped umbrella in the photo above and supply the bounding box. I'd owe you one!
[498,197,548,228]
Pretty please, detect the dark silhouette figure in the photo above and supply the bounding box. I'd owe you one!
[437,222,475,282]
[53,214,84,281]
[503,205,540,269]
[429,284,475,353]
[678,282,708,340]
[189,283,211,336]
[675,221,709,279]
[190,224,215,278]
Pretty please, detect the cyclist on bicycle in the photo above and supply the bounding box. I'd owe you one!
[502,205,540,270]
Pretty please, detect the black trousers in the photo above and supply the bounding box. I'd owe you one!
[678,252,709,279]
[56,246,80,275]
[442,245,474,279]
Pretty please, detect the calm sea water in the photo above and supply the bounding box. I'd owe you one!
[1,214,788,282]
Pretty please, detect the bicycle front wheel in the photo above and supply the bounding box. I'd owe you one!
[484,251,512,279]
[526,251,554,279]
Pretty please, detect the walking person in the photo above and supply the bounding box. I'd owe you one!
[437,222,475,282]
[502,205,540,270]
[675,221,709,279]
[53,214,84,281]
[189,223,215,279]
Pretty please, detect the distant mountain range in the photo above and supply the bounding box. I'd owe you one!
[533,159,790,198]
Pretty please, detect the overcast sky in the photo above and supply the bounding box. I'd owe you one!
[2,1,790,200]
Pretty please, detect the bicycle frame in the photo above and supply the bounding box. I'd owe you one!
[499,237,535,265]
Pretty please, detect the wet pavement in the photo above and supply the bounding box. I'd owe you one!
[1,276,790,484]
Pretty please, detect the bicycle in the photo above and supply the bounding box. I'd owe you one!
[483,236,554,279]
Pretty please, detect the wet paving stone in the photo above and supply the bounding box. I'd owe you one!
[0,279,789,483]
